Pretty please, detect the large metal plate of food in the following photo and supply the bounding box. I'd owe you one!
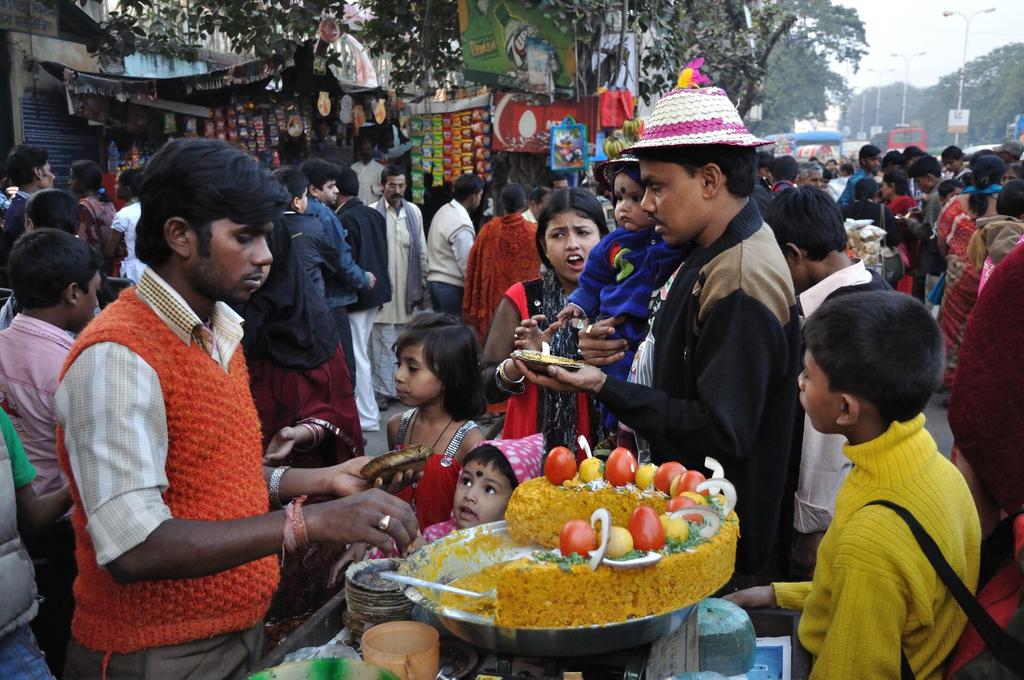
[397,521,694,657]
[510,350,587,373]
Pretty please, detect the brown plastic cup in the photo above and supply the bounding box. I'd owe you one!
[361,621,440,680]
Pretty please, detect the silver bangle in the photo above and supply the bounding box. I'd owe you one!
[498,359,525,385]
[495,361,526,395]
[269,465,290,509]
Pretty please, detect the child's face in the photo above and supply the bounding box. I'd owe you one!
[799,350,845,435]
[394,343,443,408]
[453,460,514,529]
[613,171,652,232]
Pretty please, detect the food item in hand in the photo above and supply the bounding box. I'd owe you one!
[510,349,587,372]
[654,461,685,493]
[359,443,432,482]
[544,446,577,486]
[634,463,658,490]
[605,447,638,487]
[578,457,603,483]
[560,519,596,557]
[628,506,665,550]
[606,526,634,558]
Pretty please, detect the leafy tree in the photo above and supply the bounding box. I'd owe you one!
[89,0,863,120]
[749,0,864,134]
[839,43,1024,149]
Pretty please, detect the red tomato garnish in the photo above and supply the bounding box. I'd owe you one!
[605,447,638,486]
[667,495,704,522]
[675,471,708,497]
[544,446,577,486]
[628,506,666,551]
[559,519,597,557]
[654,461,685,493]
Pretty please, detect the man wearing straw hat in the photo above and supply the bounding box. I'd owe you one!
[517,60,801,579]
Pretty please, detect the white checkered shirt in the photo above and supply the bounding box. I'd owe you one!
[54,267,245,566]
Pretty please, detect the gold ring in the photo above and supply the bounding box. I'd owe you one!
[584,324,594,335]
[377,515,391,532]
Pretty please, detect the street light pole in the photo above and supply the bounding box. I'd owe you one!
[943,7,996,144]
[860,90,866,138]
[891,51,926,126]
[867,68,894,134]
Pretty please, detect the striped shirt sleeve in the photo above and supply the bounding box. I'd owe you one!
[54,342,172,566]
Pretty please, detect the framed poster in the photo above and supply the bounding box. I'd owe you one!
[550,116,587,171]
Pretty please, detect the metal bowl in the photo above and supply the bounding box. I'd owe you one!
[398,521,694,657]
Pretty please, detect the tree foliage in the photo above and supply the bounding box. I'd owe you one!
[89,0,862,121]
[839,43,1024,149]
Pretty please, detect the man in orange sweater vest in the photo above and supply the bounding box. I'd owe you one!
[56,139,418,680]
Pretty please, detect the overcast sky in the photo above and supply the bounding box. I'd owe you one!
[834,0,1024,91]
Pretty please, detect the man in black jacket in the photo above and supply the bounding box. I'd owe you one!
[517,83,802,578]
[336,167,392,433]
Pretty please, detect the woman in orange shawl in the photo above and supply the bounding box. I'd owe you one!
[462,183,541,338]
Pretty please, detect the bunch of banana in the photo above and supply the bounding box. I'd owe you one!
[603,132,628,160]
[621,118,644,142]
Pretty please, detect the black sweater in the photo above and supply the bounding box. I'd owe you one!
[598,200,802,574]
[338,198,393,311]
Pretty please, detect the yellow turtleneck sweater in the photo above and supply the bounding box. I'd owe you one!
[773,415,980,679]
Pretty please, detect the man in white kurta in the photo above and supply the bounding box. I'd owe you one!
[370,169,427,403]
[352,139,386,207]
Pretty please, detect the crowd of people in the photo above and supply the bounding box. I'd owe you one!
[0,65,1023,680]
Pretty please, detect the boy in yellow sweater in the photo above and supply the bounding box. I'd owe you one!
[727,291,980,679]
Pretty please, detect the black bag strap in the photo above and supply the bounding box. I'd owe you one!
[867,499,1024,676]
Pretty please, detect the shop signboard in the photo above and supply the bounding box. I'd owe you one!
[492,92,599,154]
[0,1,58,37]
[948,109,970,135]
[456,0,576,95]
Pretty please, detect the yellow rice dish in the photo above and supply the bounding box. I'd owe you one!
[440,476,738,628]
[505,477,669,548]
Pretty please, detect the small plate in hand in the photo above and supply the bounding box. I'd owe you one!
[510,349,587,373]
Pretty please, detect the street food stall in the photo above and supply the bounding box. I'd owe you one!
[254,448,813,679]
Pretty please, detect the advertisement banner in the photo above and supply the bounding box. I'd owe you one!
[492,92,599,154]
[457,0,576,95]
[948,109,970,135]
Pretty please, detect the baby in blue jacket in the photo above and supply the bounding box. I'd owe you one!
[557,156,683,423]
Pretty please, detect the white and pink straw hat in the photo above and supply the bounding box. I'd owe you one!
[628,58,771,151]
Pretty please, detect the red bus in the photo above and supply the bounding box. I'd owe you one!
[887,127,927,151]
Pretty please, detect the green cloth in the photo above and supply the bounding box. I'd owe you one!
[0,407,35,490]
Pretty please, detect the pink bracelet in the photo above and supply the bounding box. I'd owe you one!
[283,495,309,553]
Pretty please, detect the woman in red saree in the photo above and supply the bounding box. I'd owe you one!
[936,155,1005,389]
[462,183,541,339]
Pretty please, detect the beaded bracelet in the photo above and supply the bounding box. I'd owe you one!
[283,495,309,554]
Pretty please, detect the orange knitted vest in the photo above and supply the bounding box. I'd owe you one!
[56,289,279,654]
